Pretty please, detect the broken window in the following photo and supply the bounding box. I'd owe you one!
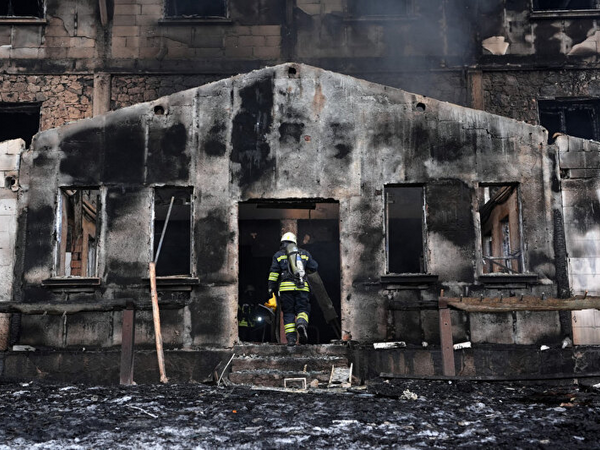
[56,189,101,277]
[154,187,192,277]
[538,99,600,143]
[385,186,425,274]
[478,184,524,274]
[165,0,227,18]
[0,0,44,18]
[532,0,599,10]
[0,103,41,148]
[347,0,413,17]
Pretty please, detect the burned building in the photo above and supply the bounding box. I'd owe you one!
[1,1,600,382]
[0,63,598,383]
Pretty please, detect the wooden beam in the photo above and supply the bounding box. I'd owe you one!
[445,296,600,313]
[120,304,136,385]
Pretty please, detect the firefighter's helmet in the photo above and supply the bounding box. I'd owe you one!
[280,232,297,244]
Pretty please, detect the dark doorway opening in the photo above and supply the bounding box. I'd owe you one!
[238,200,340,344]
[0,103,41,148]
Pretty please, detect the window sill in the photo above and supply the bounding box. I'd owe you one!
[381,274,439,287]
[478,273,539,285]
[343,15,417,23]
[42,277,101,293]
[530,10,600,19]
[158,18,232,25]
[145,276,199,291]
[0,17,46,25]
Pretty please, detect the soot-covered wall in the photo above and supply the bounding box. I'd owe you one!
[14,64,562,348]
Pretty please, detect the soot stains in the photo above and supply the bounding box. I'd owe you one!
[427,180,476,249]
[23,205,55,275]
[231,77,275,192]
[204,121,227,157]
[195,211,232,276]
[329,122,353,160]
[105,261,147,285]
[104,116,145,184]
[148,122,190,182]
[549,152,560,193]
[279,122,305,146]
[335,144,351,159]
[570,194,600,230]
[59,126,103,183]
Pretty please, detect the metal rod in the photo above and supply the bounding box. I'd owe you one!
[154,196,175,264]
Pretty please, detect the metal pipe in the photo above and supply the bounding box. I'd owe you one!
[154,196,175,264]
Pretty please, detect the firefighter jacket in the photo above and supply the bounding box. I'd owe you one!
[268,247,318,293]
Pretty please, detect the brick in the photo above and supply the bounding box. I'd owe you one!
[250,25,281,36]
[0,26,10,46]
[238,36,265,47]
[68,47,96,59]
[111,45,139,59]
[253,45,280,59]
[191,34,223,48]
[0,139,25,155]
[265,35,281,47]
[195,47,224,58]
[0,199,17,214]
[0,231,8,249]
[12,27,43,48]
[135,14,159,26]
[114,4,141,15]
[141,4,163,16]
[164,47,195,58]
[10,48,41,58]
[112,26,140,37]
[113,15,136,26]
[225,45,253,58]
[0,155,19,172]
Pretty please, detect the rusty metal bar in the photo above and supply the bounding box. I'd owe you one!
[439,291,456,377]
[120,303,136,385]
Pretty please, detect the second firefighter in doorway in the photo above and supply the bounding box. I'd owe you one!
[268,232,318,347]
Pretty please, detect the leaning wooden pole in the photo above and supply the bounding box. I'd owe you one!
[150,196,174,384]
[149,261,168,383]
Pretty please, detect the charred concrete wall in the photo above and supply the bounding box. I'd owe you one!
[13,64,566,350]
[556,134,600,344]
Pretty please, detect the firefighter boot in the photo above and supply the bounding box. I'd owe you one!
[297,324,308,344]
[286,332,297,347]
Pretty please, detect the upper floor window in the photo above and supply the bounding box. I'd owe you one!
[0,103,40,148]
[478,184,524,274]
[532,0,600,10]
[56,188,101,277]
[539,99,600,143]
[165,0,227,19]
[385,186,425,274]
[0,0,44,18]
[347,0,414,18]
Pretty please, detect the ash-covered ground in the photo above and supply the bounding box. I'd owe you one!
[0,379,598,449]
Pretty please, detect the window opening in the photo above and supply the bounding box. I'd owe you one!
[385,186,425,274]
[479,185,523,274]
[56,188,100,277]
[347,0,413,17]
[154,187,192,277]
[165,0,227,18]
[539,99,600,143]
[0,103,41,148]
[532,0,599,10]
[0,0,44,18]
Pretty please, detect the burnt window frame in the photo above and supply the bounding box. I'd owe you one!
[163,0,229,20]
[531,0,600,11]
[345,0,416,20]
[152,186,195,278]
[0,0,45,22]
[384,184,427,275]
[53,187,103,280]
[538,98,600,143]
[477,183,526,276]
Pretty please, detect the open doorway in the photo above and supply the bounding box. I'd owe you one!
[238,199,340,344]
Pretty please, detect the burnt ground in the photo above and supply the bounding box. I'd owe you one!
[0,379,598,449]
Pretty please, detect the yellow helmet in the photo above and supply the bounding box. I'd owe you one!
[281,232,297,244]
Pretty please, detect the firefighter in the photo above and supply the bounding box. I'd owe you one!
[268,232,318,347]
